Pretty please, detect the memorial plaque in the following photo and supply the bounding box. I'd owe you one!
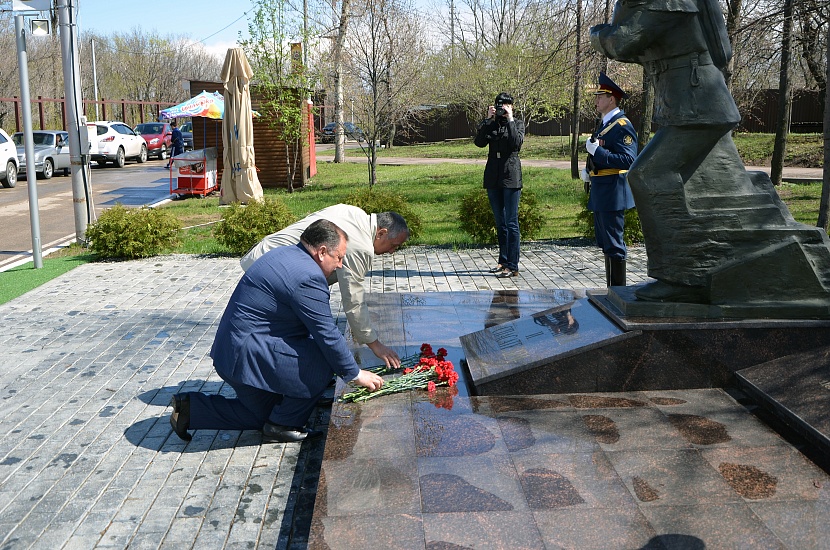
[460,298,636,393]
[736,348,830,455]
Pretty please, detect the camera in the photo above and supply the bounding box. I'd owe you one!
[494,101,507,117]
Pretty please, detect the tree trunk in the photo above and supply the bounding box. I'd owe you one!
[369,140,377,188]
[599,0,611,73]
[817,23,830,231]
[570,0,583,179]
[284,142,294,193]
[770,0,793,186]
[333,0,351,163]
[638,71,654,152]
[724,0,743,90]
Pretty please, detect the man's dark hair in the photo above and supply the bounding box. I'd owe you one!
[170,120,177,127]
[495,92,514,105]
[376,212,409,239]
[301,219,347,249]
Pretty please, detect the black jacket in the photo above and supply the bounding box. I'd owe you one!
[474,117,524,189]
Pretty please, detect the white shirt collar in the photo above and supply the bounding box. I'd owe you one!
[602,108,621,125]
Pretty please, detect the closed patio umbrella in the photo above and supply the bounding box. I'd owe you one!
[219,48,263,205]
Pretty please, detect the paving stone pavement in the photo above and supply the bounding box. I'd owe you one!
[0,243,648,549]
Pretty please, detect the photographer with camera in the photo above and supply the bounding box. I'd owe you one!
[474,92,525,278]
[581,73,638,287]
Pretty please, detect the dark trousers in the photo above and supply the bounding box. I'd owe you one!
[187,379,324,431]
[487,187,522,271]
[594,209,627,260]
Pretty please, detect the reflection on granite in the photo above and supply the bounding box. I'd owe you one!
[569,394,648,408]
[488,396,570,412]
[583,414,620,444]
[309,292,830,549]
[519,468,585,509]
[496,415,535,452]
[718,462,777,499]
[668,414,732,445]
[421,473,514,513]
[415,415,497,457]
[632,476,661,502]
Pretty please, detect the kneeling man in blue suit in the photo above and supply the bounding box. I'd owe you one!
[170,219,385,443]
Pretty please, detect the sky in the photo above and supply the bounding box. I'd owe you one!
[75,0,257,59]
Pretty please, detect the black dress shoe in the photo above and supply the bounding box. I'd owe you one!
[262,422,324,443]
[169,393,192,441]
[496,269,519,278]
[487,264,504,273]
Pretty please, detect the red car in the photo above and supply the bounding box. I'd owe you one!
[134,122,173,160]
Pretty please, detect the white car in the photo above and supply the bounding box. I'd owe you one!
[89,121,147,168]
[0,129,19,188]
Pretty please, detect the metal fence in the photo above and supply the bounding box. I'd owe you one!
[0,96,177,133]
[8,88,821,141]
[392,88,824,143]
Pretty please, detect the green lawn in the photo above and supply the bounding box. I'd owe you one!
[1,133,826,306]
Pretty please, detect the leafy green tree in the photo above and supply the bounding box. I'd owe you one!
[240,0,319,192]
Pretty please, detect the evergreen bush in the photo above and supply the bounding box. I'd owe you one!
[458,188,544,243]
[86,204,181,259]
[344,188,423,241]
[574,192,644,244]
[213,197,297,255]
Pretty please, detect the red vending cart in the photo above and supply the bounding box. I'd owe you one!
[169,147,218,198]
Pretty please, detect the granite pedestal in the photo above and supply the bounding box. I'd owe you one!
[736,348,830,457]
[459,289,830,396]
[310,291,830,549]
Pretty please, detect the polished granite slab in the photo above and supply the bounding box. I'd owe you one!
[736,347,830,456]
[309,292,830,549]
[460,289,830,395]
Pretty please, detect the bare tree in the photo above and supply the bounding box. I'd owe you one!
[346,0,429,186]
[570,0,583,179]
[240,0,315,192]
[817,22,830,230]
[333,0,352,163]
[770,0,794,186]
[428,0,574,126]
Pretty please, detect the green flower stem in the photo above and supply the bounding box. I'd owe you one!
[339,367,450,403]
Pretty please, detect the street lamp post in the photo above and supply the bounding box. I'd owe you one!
[14,13,43,268]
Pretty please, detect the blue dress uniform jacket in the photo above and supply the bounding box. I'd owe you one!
[587,110,637,212]
[209,242,360,400]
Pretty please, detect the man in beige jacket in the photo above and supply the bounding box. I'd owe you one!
[240,204,409,368]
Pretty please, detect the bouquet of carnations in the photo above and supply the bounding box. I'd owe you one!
[339,343,460,403]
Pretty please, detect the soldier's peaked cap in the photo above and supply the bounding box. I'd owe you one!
[593,72,629,100]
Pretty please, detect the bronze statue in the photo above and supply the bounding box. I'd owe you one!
[590,0,830,318]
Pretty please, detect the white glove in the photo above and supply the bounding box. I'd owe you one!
[586,138,599,155]
[580,168,591,183]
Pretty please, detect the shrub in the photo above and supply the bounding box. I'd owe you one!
[213,197,296,255]
[86,204,181,259]
[574,192,644,244]
[344,188,423,241]
[458,188,545,243]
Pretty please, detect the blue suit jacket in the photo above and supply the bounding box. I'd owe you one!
[587,110,637,212]
[210,243,361,399]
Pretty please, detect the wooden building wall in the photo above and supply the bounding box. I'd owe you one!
[189,81,312,190]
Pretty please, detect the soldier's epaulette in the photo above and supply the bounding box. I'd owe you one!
[619,119,628,126]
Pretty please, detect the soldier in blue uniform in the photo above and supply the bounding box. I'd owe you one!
[581,72,638,287]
